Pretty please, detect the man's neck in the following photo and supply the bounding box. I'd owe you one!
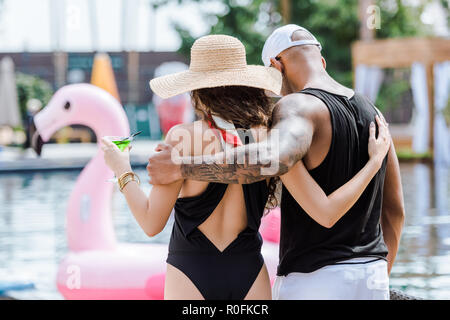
[288,70,331,93]
[287,70,351,97]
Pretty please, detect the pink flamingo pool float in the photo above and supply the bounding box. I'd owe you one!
[33,84,280,300]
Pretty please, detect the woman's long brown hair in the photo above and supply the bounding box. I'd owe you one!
[191,85,279,210]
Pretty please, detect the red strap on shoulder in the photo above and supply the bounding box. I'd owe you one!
[207,114,243,147]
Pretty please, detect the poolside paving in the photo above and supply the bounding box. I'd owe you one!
[0,140,160,173]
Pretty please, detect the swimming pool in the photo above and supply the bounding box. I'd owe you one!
[0,164,449,299]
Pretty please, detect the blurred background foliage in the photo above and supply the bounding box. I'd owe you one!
[154,0,433,87]
[1,0,443,124]
[16,73,53,121]
[153,0,439,122]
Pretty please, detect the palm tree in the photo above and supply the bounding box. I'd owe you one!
[281,0,291,23]
[358,0,375,41]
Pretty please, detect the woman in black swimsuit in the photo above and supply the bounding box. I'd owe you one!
[101,35,391,300]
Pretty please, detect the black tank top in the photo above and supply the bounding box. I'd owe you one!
[277,88,389,275]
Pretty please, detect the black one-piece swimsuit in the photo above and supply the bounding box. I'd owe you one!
[166,129,269,300]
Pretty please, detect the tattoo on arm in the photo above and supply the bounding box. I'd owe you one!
[180,98,314,184]
[181,160,290,184]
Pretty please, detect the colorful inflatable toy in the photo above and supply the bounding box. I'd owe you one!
[260,208,281,282]
[33,84,167,299]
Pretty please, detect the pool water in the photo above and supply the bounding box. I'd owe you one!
[0,168,172,299]
[0,164,449,299]
[389,164,450,299]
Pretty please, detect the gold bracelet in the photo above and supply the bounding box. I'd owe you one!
[118,171,140,192]
[119,172,140,192]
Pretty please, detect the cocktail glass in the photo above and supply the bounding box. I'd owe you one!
[104,131,142,182]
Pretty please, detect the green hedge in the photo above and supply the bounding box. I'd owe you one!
[15,73,53,122]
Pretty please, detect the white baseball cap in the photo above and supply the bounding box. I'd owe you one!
[262,24,322,67]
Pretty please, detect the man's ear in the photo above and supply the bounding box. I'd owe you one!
[270,57,284,73]
[321,57,327,69]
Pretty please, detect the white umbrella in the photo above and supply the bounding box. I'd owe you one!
[0,56,21,127]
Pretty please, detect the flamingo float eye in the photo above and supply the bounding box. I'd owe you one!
[64,101,71,111]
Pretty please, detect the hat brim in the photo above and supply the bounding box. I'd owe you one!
[149,65,282,99]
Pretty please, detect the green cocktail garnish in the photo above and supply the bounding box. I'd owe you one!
[113,139,131,151]
[112,131,142,152]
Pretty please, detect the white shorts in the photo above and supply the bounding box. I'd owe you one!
[272,257,390,300]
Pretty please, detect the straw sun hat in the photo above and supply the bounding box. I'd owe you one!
[149,35,282,99]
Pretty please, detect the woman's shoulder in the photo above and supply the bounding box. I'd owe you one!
[165,120,209,143]
[165,120,221,157]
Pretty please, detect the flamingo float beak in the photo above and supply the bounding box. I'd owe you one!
[30,117,44,156]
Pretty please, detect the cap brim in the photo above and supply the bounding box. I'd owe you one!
[150,66,282,99]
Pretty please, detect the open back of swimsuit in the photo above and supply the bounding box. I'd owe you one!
[166,122,269,300]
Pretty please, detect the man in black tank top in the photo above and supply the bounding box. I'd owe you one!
[146,25,405,300]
